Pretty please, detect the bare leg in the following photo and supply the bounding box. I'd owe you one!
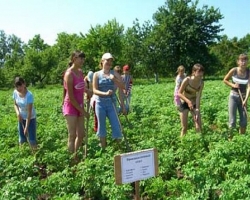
[180,110,189,137]
[65,116,77,153]
[75,116,85,152]
[191,111,202,133]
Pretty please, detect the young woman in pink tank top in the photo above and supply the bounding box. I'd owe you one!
[63,50,89,163]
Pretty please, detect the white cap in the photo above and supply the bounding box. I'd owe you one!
[101,53,114,60]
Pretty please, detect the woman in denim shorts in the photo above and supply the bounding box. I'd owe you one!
[93,53,126,148]
[13,77,37,149]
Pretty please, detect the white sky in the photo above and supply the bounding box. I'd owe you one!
[0,0,249,45]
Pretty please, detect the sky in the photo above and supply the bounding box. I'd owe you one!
[0,0,249,45]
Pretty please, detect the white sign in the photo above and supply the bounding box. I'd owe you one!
[120,149,155,184]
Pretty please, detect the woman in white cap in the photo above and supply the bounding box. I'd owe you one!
[93,53,126,148]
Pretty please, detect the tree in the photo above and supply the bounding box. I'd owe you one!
[122,19,154,78]
[151,0,224,75]
[52,32,82,83]
[209,34,250,75]
[77,19,124,72]
[0,30,9,68]
[22,35,58,85]
[0,33,25,86]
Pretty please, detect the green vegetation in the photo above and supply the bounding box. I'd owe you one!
[1,80,250,199]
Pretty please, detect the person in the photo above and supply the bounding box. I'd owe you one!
[84,71,94,109]
[62,50,89,161]
[13,77,37,149]
[223,53,250,134]
[178,64,204,137]
[174,65,186,109]
[113,65,123,111]
[114,65,122,75]
[92,53,126,148]
[85,71,98,132]
[121,65,133,113]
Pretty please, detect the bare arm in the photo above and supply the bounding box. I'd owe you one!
[178,78,192,105]
[14,101,22,122]
[24,103,33,134]
[195,81,204,110]
[112,71,125,90]
[223,68,239,89]
[243,72,250,105]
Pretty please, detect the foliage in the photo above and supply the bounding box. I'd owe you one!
[2,80,250,199]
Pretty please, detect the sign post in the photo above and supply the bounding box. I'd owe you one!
[114,148,158,199]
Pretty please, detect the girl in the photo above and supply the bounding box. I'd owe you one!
[178,64,204,137]
[13,77,37,149]
[93,53,126,148]
[63,50,89,160]
[174,65,186,108]
[223,54,250,134]
[121,65,133,113]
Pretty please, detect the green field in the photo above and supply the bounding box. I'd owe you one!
[1,80,250,199]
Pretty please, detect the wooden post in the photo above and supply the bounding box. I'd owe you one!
[134,181,140,200]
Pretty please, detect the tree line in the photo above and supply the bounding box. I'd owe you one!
[0,0,249,88]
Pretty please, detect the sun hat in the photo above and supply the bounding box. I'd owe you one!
[101,53,114,60]
[123,65,129,71]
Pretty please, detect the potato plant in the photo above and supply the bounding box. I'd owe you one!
[1,80,250,199]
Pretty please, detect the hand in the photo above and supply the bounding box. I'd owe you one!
[109,74,115,80]
[188,102,193,110]
[24,127,28,136]
[194,109,200,122]
[106,90,113,96]
[242,100,247,107]
[234,83,239,88]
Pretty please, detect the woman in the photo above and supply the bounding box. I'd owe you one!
[13,77,37,149]
[93,53,126,148]
[63,50,89,160]
[121,65,133,113]
[223,54,250,134]
[178,64,204,137]
[174,65,186,109]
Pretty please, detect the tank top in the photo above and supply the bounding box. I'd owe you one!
[97,70,115,98]
[231,67,249,94]
[64,69,85,104]
[183,77,202,102]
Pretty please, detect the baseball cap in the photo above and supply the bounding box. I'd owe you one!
[123,65,129,71]
[101,53,114,60]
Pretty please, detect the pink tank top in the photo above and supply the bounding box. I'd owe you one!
[64,69,85,105]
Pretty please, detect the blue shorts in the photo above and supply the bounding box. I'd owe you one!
[18,118,37,145]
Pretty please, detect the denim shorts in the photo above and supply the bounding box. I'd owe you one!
[178,101,196,112]
[18,118,37,145]
[95,96,122,139]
